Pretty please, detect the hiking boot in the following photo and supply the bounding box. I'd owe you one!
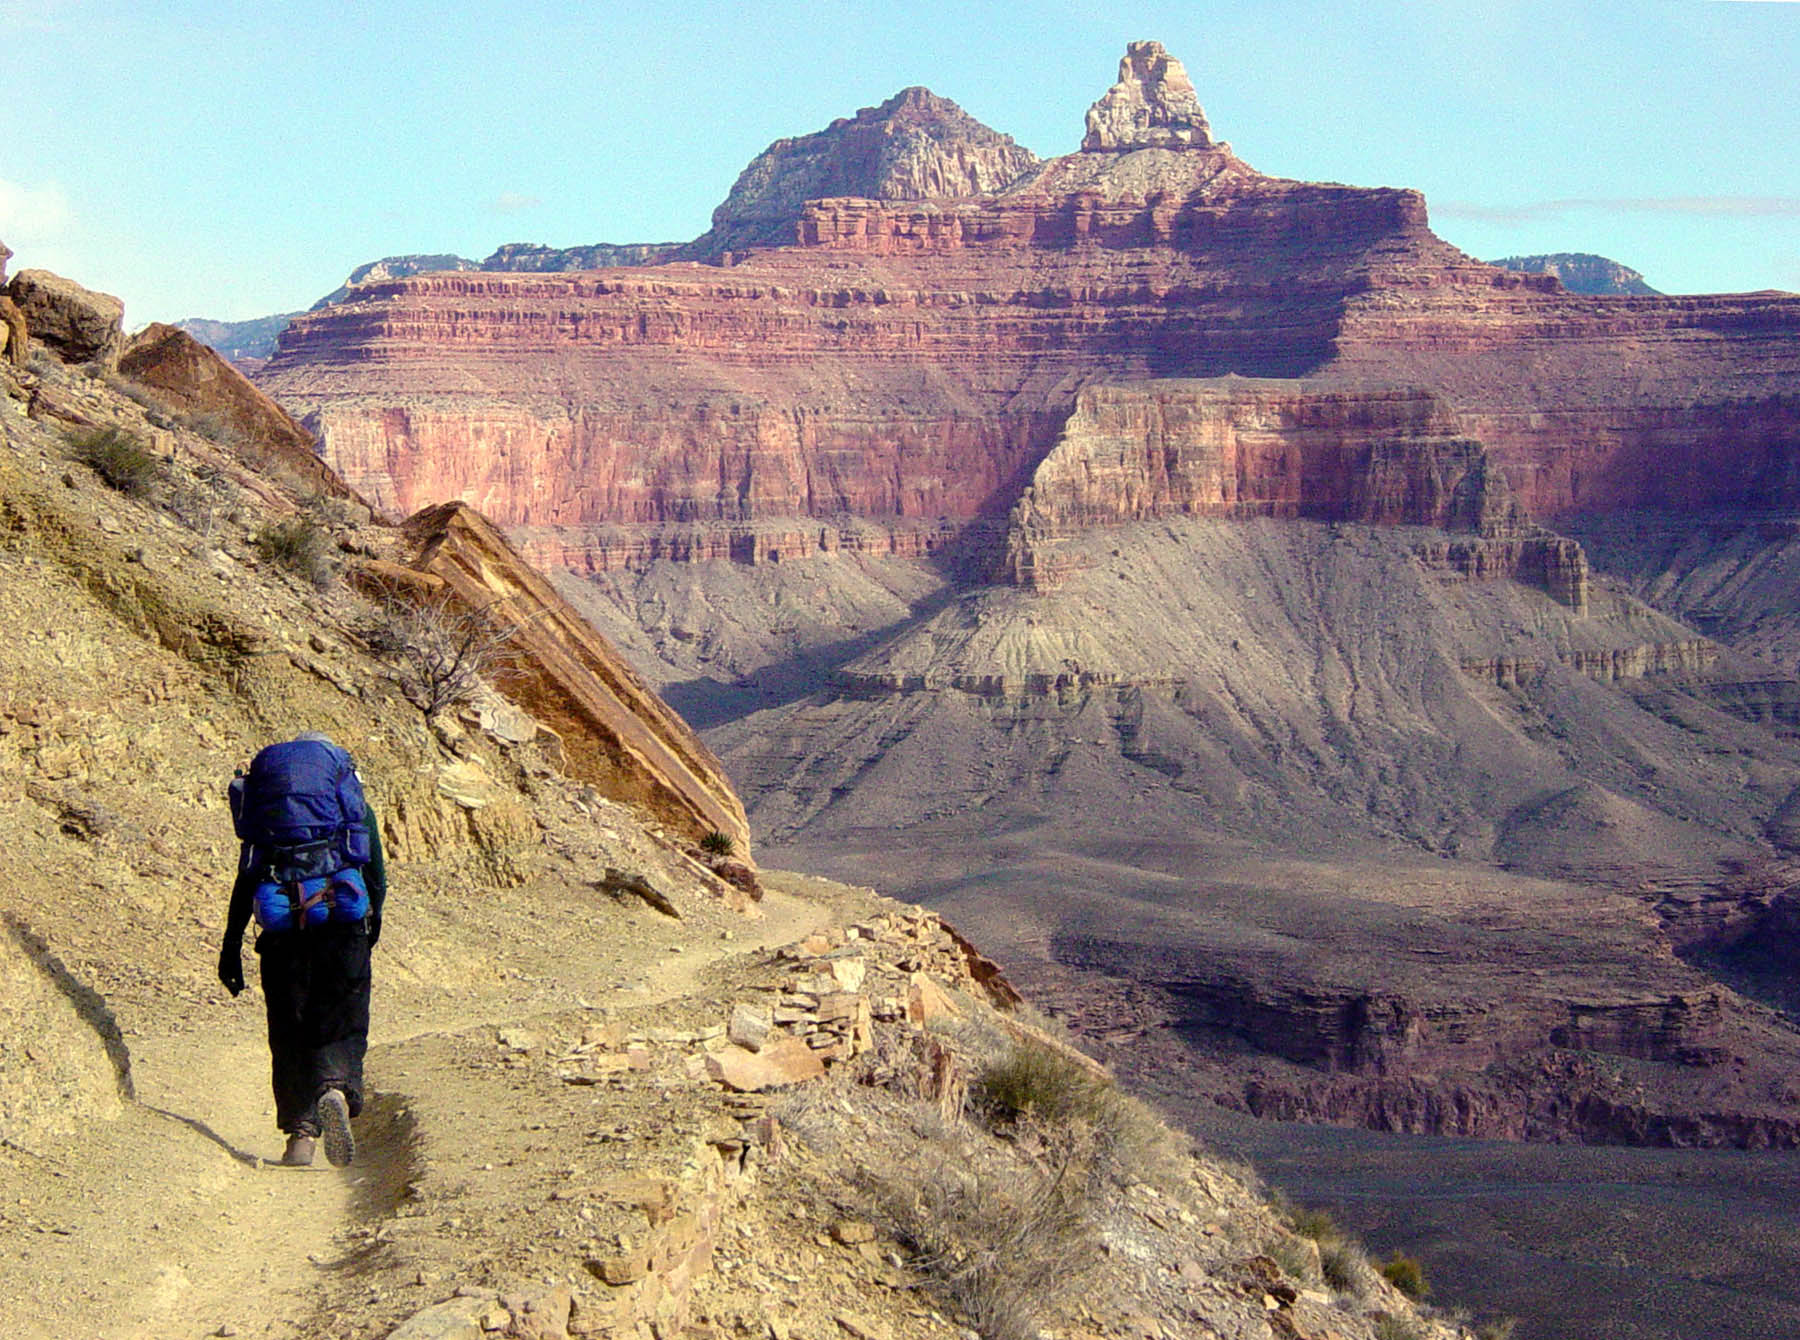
[318,1088,355,1167]
[280,1134,315,1167]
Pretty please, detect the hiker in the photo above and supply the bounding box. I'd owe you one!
[217,731,386,1168]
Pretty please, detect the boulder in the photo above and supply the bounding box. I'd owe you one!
[0,295,26,367]
[6,269,124,366]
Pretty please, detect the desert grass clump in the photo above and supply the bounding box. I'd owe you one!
[1320,1237,1368,1293]
[69,426,162,498]
[1288,1206,1342,1243]
[252,515,335,589]
[1374,1317,1425,1340]
[973,1041,1113,1130]
[699,830,736,858]
[1283,1202,1372,1295]
[1268,1234,1317,1283]
[1379,1251,1429,1300]
[884,1132,1100,1340]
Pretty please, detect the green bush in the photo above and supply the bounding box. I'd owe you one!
[973,1042,1112,1129]
[252,516,334,589]
[69,426,161,498]
[699,830,736,858]
[1379,1251,1429,1300]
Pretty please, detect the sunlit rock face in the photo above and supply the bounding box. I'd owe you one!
[257,42,1800,570]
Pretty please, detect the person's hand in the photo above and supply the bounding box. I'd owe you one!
[217,946,245,997]
[367,916,381,950]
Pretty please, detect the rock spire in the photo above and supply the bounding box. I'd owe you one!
[1083,40,1215,152]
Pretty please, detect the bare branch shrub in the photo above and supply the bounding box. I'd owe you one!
[360,592,519,717]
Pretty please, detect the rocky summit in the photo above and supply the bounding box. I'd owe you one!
[1082,39,1217,151]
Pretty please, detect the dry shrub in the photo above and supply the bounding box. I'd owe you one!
[252,515,334,589]
[178,409,244,448]
[1268,1234,1317,1283]
[882,1126,1101,1340]
[1288,1206,1341,1242]
[1379,1251,1429,1300]
[1320,1235,1370,1294]
[68,426,161,498]
[974,1041,1112,1128]
[358,592,520,717]
[1374,1318,1425,1340]
[1284,1201,1373,1295]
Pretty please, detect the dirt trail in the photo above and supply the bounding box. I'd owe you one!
[0,883,832,1340]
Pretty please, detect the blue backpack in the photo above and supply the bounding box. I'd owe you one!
[229,738,372,931]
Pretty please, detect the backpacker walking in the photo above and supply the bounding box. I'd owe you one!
[217,731,387,1167]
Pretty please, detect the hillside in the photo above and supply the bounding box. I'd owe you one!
[0,273,1475,1339]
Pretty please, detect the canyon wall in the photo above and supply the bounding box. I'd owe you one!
[260,85,1800,558]
[997,380,1594,608]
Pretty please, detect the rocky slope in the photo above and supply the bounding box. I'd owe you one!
[0,268,1484,1340]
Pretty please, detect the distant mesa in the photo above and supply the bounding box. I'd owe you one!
[1082,39,1217,151]
[1488,252,1660,296]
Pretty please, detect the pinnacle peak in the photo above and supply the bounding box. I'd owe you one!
[1083,40,1215,152]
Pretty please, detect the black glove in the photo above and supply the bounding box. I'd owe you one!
[217,946,245,997]
[366,916,381,950]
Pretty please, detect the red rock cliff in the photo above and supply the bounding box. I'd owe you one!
[256,42,1800,563]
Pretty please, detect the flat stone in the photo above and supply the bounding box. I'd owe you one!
[437,760,499,809]
[825,955,868,992]
[705,1037,827,1092]
[906,973,961,1025]
[385,1297,488,1340]
[728,1003,774,1051]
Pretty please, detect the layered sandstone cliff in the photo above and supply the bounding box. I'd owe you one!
[996,380,1592,608]
[99,321,751,857]
[258,40,1800,563]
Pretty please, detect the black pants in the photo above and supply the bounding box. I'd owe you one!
[256,923,370,1134]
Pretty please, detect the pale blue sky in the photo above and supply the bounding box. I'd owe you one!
[4,0,1797,325]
